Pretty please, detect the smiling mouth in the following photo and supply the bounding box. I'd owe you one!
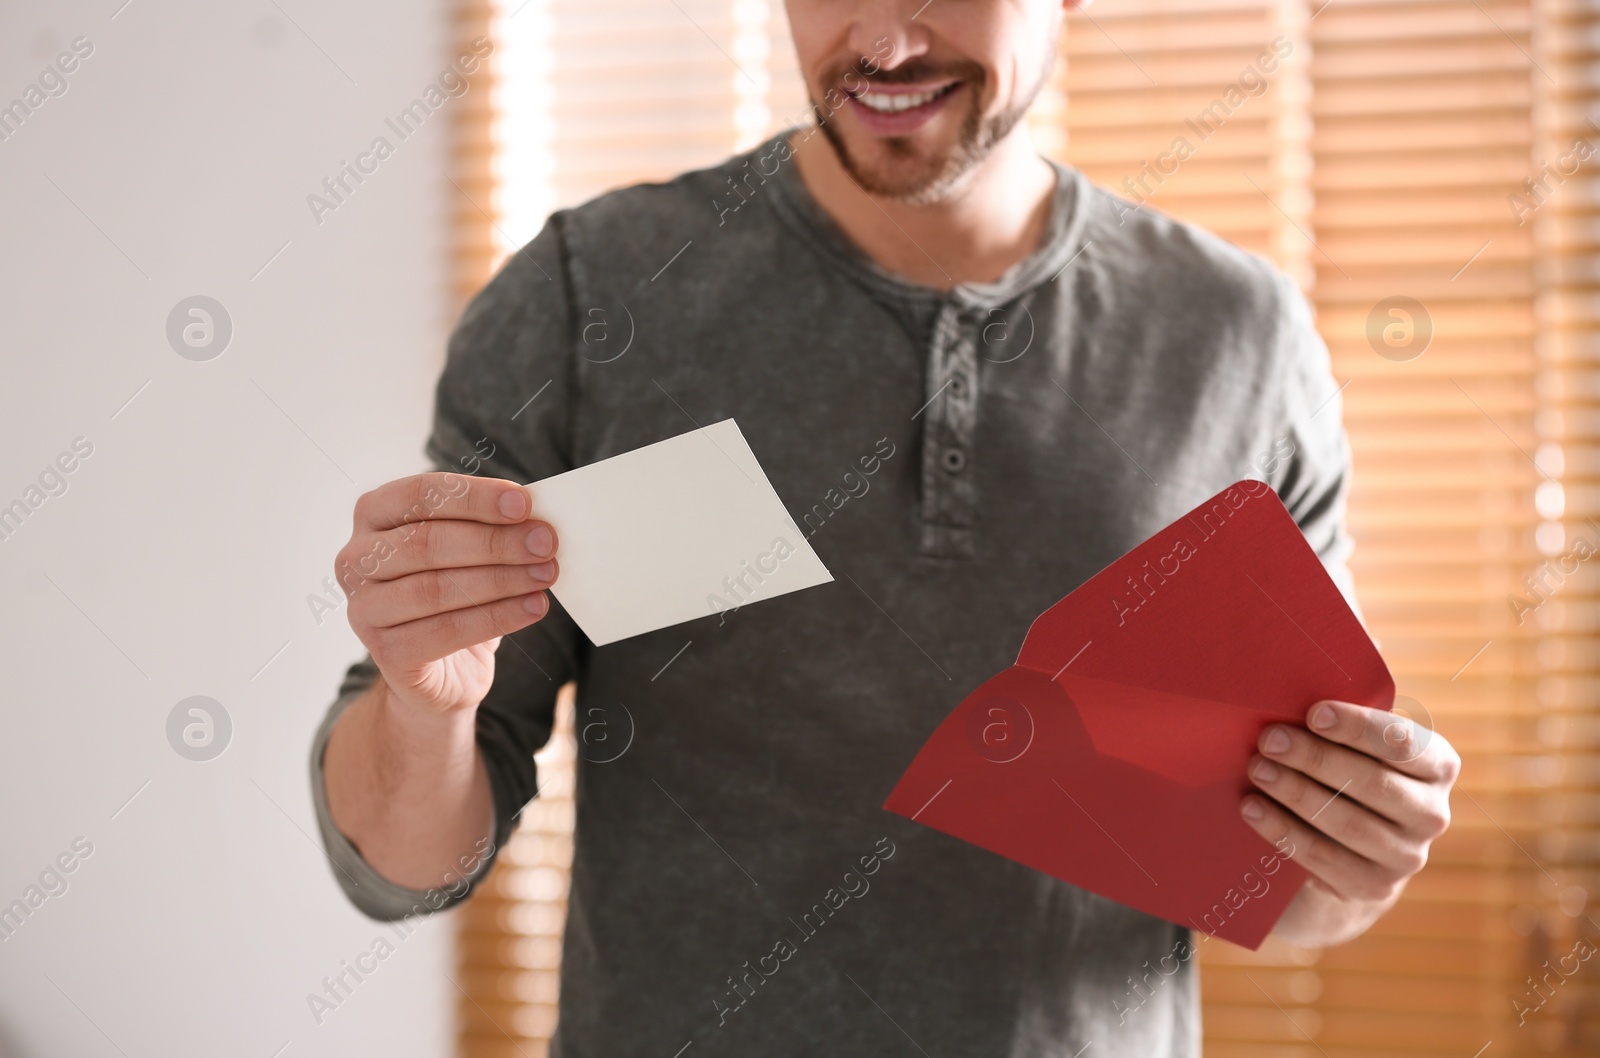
[849,81,962,114]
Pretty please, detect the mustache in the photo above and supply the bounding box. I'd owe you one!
[823,57,984,93]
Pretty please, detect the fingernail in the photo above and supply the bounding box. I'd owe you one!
[1263,727,1291,754]
[527,560,556,582]
[1252,757,1280,783]
[526,525,554,557]
[1241,798,1265,821]
[1311,702,1338,730]
[523,592,548,615]
[499,489,527,520]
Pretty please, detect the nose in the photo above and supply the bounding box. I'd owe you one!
[844,0,934,74]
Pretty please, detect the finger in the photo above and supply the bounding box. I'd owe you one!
[355,561,559,629]
[368,591,551,673]
[1239,793,1400,905]
[1258,722,1445,837]
[1247,754,1427,875]
[1303,699,1461,785]
[353,472,532,532]
[338,519,558,584]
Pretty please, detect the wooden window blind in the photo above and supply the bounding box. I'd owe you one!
[1059,0,1314,284]
[448,1,1600,1054]
[451,0,500,310]
[1527,0,1600,1050]
[1295,2,1543,1053]
[489,0,809,252]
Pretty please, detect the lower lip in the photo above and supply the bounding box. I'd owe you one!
[846,84,962,136]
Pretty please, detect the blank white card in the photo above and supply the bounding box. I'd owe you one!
[524,419,833,647]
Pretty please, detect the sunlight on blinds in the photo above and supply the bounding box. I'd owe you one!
[1525,0,1600,1048]
[1297,0,1543,1052]
[1059,0,1313,284]
[493,0,810,256]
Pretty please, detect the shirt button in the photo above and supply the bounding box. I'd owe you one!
[949,376,967,398]
[942,447,967,473]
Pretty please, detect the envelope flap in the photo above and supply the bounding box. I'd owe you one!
[1016,480,1394,714]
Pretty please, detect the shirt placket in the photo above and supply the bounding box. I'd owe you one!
[917,298,980,559]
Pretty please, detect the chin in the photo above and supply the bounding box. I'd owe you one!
[822,123,983,204]
[851,145,967,202]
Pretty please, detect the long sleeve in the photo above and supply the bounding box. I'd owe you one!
[309,217,588,920]
[1267,273,1360,613]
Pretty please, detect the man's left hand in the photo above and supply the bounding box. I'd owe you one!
[1240,699,1460,946]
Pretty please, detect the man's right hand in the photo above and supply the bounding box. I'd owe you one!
[336,472,560,717]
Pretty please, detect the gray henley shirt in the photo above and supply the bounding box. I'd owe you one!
[311,130,1354,1058]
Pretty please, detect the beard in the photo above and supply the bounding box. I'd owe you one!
[814,54,1049,205]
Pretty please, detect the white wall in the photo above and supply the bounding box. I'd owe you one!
[0,1,468,1054]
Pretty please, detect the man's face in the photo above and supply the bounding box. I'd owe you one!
[786,1,1066,203]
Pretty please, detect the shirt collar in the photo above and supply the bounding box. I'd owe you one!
[764,129,1093,312]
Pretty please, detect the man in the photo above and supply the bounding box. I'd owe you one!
[313,1,1460,1054]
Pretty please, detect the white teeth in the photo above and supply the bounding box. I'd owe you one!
[856,87,946,113]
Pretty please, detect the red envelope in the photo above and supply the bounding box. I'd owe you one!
[884,480,1394,949]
